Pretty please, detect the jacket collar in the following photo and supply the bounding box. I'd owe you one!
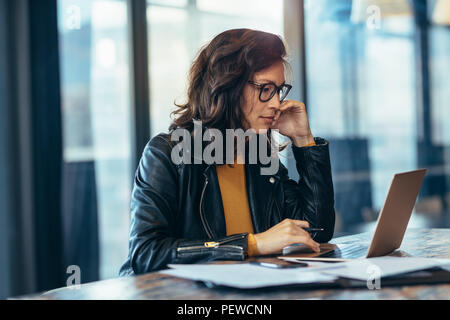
[173,120,282,176]
[201,156,282,238]
[174,121,284,236]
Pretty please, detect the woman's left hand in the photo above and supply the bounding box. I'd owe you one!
[270,99,315,147]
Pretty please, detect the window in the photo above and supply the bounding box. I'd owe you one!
[58,0,132,280]
[146,0,284,136]
[431,23,450,145]
[57,0,285,281]
[56,0,449,279]
[304,0,450,233]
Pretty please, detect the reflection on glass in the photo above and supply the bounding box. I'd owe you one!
[305,0,450,233]
[146,0,283,136]
[431,27,450,145]
[148,0,187,7]
[58,0,131,280]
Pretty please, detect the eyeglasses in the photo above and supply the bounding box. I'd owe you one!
[247,81,292,103]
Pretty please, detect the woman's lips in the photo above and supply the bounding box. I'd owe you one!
[260,116,275,124]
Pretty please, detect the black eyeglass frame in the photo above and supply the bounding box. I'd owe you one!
[247,80,292,102]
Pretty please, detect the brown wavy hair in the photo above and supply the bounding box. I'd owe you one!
[169,28,291,134]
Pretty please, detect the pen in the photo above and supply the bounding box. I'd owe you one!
[249,261,308,269]
[302,228,324,233]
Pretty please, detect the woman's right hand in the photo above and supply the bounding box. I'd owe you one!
[253,219,320,255]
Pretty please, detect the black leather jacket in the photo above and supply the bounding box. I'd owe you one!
[119,132,335,276]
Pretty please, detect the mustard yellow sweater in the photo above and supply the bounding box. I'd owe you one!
[216,163,259,256]
[216,140,316,256]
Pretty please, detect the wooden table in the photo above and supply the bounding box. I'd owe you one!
[15,228,450,300]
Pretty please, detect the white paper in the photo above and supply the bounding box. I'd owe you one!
[160,257,450,288]
[320,257,450,281]
[161,263,337,289]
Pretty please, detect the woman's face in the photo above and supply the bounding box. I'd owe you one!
[242,60,285,133]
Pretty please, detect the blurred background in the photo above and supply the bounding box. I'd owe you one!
[0,0,449,298]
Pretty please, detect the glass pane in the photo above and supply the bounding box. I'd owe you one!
[431,27,450,145]
[429,21,450,222]
[148,0,187,7]
[305,0,419,233]
[58,0,131,280]
[147,0,283,136]
[197,0,279,18]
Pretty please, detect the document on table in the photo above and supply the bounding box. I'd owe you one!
[319,257,450,281]
[161,257,450,289]
[161,263,337,289]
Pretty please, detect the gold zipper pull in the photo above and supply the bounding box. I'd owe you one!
[204,241,219,248]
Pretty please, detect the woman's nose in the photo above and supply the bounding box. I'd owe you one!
[267,93,281,111]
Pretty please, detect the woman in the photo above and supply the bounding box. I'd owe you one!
[119,28,335,276]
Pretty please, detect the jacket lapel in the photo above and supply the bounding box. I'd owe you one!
[245,163,281,233]
[202,165,227,239]
[191,124,282,238]
[202,162,280,239]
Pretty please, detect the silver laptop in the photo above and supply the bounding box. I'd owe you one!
[280,168,427,262]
